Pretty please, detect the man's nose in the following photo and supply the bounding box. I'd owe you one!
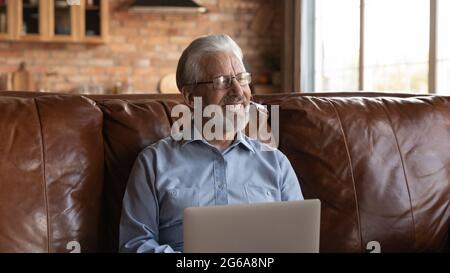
[229,77,244,96]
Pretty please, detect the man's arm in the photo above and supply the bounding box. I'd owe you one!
[279,153,304,201]
[119,149,176,253]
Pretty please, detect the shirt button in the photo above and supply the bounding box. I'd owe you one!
[218,184,224,190]
[169,190,177,198]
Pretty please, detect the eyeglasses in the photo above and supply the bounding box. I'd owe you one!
[189,72,252,90]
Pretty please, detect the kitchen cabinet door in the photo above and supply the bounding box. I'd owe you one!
[80,0,109,43]
[0,0,14,40]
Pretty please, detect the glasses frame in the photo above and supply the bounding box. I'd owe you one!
[188,72,252,90]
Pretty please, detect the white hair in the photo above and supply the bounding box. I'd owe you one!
[176,34,244,91]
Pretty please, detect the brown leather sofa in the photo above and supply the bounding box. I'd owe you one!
[0,91,448,253]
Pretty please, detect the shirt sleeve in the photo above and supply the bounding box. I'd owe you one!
[278,152,304,201]
[119,149,177,253]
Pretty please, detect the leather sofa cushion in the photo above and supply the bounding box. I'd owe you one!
[97,98,179,251]
[0,95,104,252]
[97,98,273,251]
[273,95,450,252]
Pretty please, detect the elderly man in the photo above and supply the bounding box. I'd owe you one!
[119,34,303,253]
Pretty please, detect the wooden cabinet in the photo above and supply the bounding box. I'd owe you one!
[80,0,109,43]
[0,0,14,39]
[17,0,45,41]
[48,0,78,42]
[0,0,108,43]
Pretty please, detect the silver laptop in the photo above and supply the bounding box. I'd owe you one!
[183,199,321,253]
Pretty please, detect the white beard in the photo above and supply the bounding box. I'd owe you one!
[222,104,250,138]
[200,103,250,141]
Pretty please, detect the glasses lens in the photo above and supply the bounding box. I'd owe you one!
[237,73,251,86]
[212,73,252,90]
[213,76,232,90]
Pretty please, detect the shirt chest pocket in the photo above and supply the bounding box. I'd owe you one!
[244,184,280,203]
[160,186,199,225]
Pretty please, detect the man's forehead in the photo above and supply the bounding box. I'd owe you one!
[200,52,245,77]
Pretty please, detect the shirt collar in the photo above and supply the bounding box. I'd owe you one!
[233,130,255,153]
[178,126,255,153]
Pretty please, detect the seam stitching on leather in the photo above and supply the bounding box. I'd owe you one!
[160,100,176,127]
[325,98,364,252]
[379,99,417,249]
[34,98,51,253]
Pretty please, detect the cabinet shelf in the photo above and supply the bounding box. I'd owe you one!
[23,5,39,8]
[86,5,99,10]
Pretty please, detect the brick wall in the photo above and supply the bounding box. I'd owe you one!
[0,0,283,93]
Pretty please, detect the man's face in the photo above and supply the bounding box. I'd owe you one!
[193,52,251,108]
[182,52,252,136]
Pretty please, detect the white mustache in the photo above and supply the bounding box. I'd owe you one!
[221,97,245,105]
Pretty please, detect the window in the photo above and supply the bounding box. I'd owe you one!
[437,0,450,94]
[314,0,360,91]
[364,0,429,93]
[303,0,448,94]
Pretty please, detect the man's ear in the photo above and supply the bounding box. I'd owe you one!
[181,86,195,109]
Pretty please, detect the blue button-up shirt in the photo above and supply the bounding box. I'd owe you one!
[119,131,303,253]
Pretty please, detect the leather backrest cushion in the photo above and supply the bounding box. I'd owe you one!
[0,97,48,252]
[0,95,104,252]
[97,98,273,251]
[97,99,178,251]
[275,95,450,252]
[1,92,448,253]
